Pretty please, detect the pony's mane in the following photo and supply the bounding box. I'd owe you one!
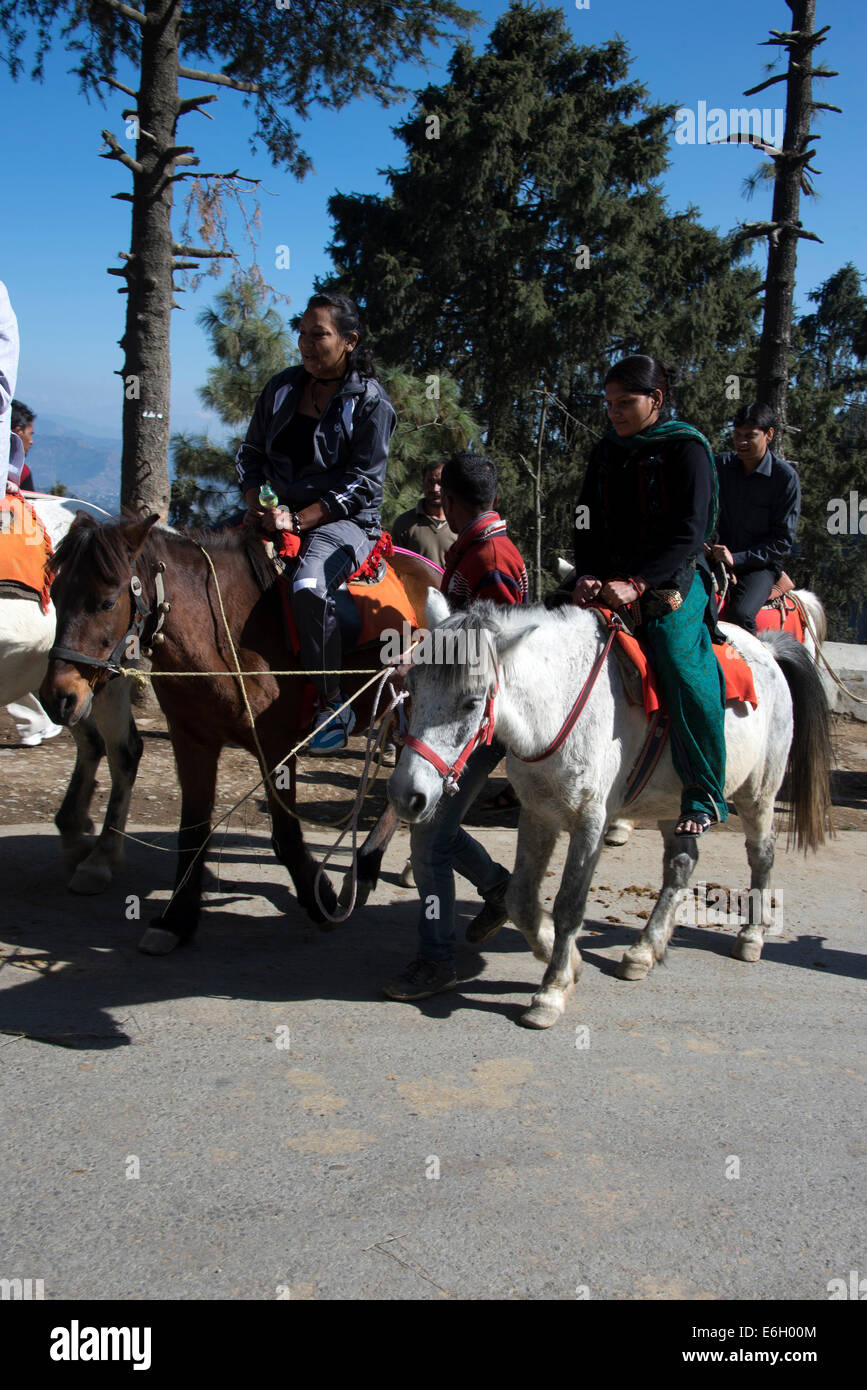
[49,513,133,588]
[424,601,578,691]
[49,513,274,592]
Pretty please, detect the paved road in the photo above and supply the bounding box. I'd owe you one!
[0,821,863,1300]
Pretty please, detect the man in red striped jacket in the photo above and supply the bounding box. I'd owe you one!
[385,452,529,1002]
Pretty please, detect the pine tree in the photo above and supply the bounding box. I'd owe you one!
[1,0,476,514]
[731,1,839,436]
[378,366,480,528]
[322,2,761,592]
[788,264,867,638]
[169,274,295,527]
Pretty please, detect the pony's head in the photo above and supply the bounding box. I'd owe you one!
[387,587,537,822]
[41,512,159,725]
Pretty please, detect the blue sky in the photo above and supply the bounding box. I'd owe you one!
[1,0,864,441]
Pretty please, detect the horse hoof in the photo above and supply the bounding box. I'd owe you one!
[398,858,415,889]
[604,821,633,847]
[616,954,651,981]
[138,927,179,955]
[732,939,762,963]
[519,1003,561,1030]
[69,862,112,895]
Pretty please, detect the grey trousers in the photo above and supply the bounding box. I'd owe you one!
[291,519,377,696]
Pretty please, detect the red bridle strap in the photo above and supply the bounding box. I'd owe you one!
[515,616,620,764]
[402,682,498,796]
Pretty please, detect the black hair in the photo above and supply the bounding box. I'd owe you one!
[604,355,679,420]
[422,458,447,478]
[732,401,775,433]
[298,292,377,379]
[11,399,35,431]
[441,451,497,510]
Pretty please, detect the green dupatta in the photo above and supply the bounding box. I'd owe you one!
[605,419,718,541]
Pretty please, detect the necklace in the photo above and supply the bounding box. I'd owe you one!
[309,353,348,415]
[309,376,344,416]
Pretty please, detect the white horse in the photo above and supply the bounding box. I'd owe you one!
[1,495,142,892]
[388,590,833,1029]
[552,560,830,847]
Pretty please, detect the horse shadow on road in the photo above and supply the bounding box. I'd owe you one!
[0,831,863,1048]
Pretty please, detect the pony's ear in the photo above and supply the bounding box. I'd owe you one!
[495,624,539,659]
[556,557,576,583]
[424,586,451,628]
[121,513,160,558]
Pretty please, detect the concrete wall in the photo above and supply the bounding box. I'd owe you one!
[820,642,867,721]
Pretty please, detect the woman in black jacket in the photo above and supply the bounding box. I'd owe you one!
[237,292,396,751]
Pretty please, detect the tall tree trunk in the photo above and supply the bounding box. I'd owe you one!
[756,0,816,436]
[119,0,182,515]
[518,393,547,602]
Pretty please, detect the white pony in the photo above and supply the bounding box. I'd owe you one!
[388,590,833,1029]
[554,560,829,847]
[0,495,142,892]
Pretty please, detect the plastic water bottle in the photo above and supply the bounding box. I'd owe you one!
[259,483,279,509]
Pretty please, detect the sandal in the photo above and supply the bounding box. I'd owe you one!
[674,812,713,838]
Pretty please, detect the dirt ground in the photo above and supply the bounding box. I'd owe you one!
[1,689,865,834]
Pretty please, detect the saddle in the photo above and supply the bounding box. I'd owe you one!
[0,494,53,610]
[720,571,806,643]
[264,529,419,660]
[602,614,758,717]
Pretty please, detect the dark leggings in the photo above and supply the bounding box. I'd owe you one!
[725,568,777,634]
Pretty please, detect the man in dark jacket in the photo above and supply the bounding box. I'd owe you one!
[712,402,801,633]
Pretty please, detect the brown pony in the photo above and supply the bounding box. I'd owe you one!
[41,513,417,954]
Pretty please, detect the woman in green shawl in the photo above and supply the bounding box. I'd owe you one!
[572,354,726,836]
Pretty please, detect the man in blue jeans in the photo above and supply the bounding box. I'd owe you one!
[384,452,529,1002]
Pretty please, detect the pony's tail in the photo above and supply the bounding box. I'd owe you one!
[794,589,827,646]
[760,630,834,852]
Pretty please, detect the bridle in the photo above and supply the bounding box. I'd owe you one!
[400,612,625,793]
[402,675,499,796]
[49,560,170,686]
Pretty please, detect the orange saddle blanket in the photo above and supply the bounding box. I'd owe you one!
[754,595,806,644]
[346,561,419,645]
[614,625,757,719]
[275,537,418,658]
[0,495,52,610]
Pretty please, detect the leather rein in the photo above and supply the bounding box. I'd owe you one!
[402,613,625,793]
[49,561,170,685]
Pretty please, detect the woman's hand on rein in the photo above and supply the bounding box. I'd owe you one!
[571,575,602,606]
[598,578,641,609]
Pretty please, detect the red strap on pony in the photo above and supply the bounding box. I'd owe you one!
[402,682,498,796]
[515,614,620,764]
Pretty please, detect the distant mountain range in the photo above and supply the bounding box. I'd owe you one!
[25,414,222,511]
[27,416,122,510]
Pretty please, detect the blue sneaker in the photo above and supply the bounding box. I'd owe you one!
[308,694,356,753]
